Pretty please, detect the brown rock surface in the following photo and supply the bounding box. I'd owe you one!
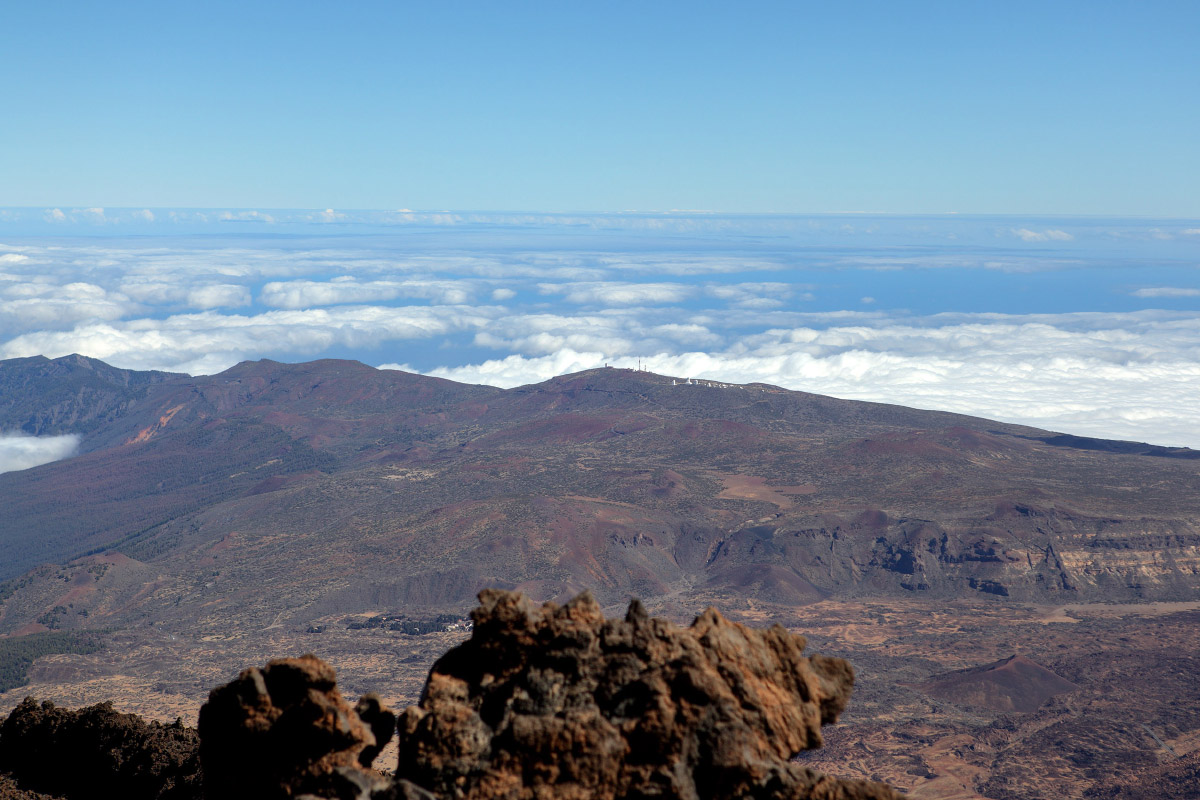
[0,697,200,799]
[0,595,903,799]
[395,590,899,800]
[0,773,62,800]
[197,654,392,800]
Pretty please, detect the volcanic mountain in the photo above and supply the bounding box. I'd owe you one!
[1,354,1199,640]
[916,654,1080,713]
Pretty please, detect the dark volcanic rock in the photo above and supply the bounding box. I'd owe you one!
[1083,749,1200,799]
[0,772,61,799]
[395,589,899,800]
[0,697,200,799]
[917,654,1079,713]
[198,654,392,800]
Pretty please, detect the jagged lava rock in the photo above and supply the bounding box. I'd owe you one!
[198,654,394,800]
[396,590,898,800]
[0,697,201,799]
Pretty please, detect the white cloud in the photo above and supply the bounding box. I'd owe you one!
[537,281,695,305]
[1012,228,1074,242]
[593,255,786,276]
[187,284,252,309]
[704,282,799,308]
[861,296,876,304]
[120,281,251,308]
[259,278,477,309]
[0,254,29,265]
[0,282,133,332]
[0,433,80,475]
[825,253,1083,273]
[393,349,610,386]
[1132,287,1200,298]
[44,208,67,222]
[119,280,189,304]
[74,208,107,223]
[218,210,276,223]
[468,309,730,359]
[491,288,517,301]
[0,305,498,375]
[425,313,1200,448]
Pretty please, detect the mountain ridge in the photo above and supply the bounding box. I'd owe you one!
[1,354,1198,635]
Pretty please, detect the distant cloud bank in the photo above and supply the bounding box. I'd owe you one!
[1132,287,1200,298]
[0,433,80,475]
[1012,228,1074,242]
[0,213,1198,447]
[399,314,1200,448]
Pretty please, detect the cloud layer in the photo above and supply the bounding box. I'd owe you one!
[1,215,1198,447]
[403,313,1200,448]
[0,433,80,475]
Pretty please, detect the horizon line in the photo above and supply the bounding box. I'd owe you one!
[4,206,1200,221]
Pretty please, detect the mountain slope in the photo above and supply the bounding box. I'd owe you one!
[1,358,1199,639]
[3,356,1198,800]
[0,354,182,442]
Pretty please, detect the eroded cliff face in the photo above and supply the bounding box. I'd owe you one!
[706,506,1200,603]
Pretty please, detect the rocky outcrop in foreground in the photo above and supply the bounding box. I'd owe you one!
[396,590,895,800]
[0,591,897,800]
[198,653,396,800]
[0,697,200,799]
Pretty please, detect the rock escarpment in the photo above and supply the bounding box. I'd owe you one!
[396,589,898,800]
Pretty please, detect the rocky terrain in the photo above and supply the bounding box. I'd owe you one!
[0,592,898,800]
[0,696,200,799]
[791,601,1200,799]
[1,355,1199,797]
[2,355,1198,633]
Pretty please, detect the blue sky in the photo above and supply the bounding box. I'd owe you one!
[2,1,1198,214]
[1,3,1198,469]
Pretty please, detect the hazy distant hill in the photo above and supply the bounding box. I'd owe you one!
[0,354,182,442]
[1,355,1198,639]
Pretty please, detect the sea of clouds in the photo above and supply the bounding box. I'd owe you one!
[1,210,1197,450]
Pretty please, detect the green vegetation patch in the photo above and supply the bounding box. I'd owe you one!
[0,631,105,693]
[345,613,465,635]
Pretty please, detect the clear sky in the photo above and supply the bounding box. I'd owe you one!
[1,3,1199,466]
[2,1,1198,214]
